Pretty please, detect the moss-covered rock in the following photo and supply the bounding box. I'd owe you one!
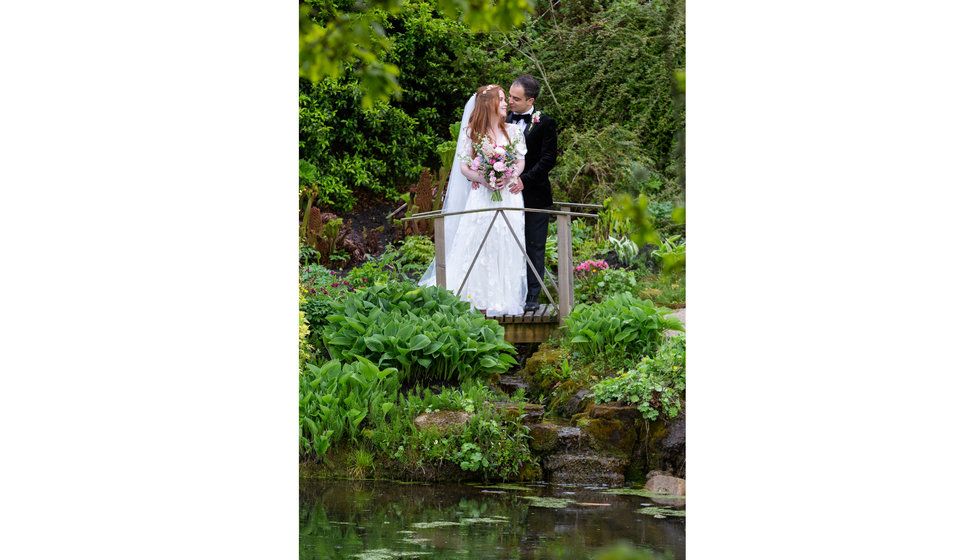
[564,389,594,417]
[591,403,642,426]
[576,417,637,458]
[527,423,560,452]
[492,402,545,424]
[413,410,474,433]
[646,416,685,477]
[541,453,629,486]
[522,343,564,377]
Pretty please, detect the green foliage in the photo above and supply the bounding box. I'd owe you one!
[554,125,663,204]
[637,272,685,307]
[587,268,638,301]
[300,0,532,107]
[300,1,404,107]
[574,259,638,304]
[597,197,637,241]
[300,238,321,266]
[562,293,683,360]
[372,382,534,479]
[572,260,602,302]
[396,235,435,272]
[608,235,639,267]
[652,233,685,273]
[591,335,685,422]
[386,2,518,147]
[573,237,610,267]
[316,282,518,384]
[301,264,364,297]
[521,0,685,199]
[300,78,433,211]
[347,250,399,287]
[300,283,314,369]
[610,193,685,252]
[299,357,402,459]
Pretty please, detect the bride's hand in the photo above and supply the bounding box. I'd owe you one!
[471,181,481,190]
[509,177,524,194]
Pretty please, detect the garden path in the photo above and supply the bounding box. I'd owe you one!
[665,307,686,337]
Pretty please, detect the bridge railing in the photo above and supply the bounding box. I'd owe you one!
[402,202,601,326]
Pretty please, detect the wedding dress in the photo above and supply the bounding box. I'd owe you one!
[420,96,528,316]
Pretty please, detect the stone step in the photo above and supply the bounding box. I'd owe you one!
[542,453,629,486]
[528,424,588,454]
[492,402,545,424]
[498,375,530,395]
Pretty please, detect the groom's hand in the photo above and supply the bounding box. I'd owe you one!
[509,177,524,194]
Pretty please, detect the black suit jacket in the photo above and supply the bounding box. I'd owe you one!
[507,111,557,209]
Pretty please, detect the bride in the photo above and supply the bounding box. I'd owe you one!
[420,84,528,316]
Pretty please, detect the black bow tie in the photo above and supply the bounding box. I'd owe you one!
[511,113,531,123]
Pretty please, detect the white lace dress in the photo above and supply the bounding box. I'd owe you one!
[442,124,528,316]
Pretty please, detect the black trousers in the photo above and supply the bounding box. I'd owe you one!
[524,209,550,302]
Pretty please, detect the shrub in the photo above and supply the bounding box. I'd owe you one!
[317,282,518,384]
[562,293,683,359]
[372,382,534,480]
[299,78,433,212]
[576,267,638,303]
[591,334,685,422]
[527,0,685,200]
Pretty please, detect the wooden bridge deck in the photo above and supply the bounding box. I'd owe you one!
[400,201,602,344]
[495,304,560,343]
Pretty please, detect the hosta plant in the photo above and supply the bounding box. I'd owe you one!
[609,235,639,267]
[318,282,518,384]
[562,293,683,359]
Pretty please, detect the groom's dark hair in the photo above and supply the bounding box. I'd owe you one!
[513,75,540,101]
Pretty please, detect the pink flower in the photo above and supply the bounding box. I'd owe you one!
[493,161,507,172]
[331,282,339,287]
[469,156,482,171]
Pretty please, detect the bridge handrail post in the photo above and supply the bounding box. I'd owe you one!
[434,215,446,288]
[557,206,573,326]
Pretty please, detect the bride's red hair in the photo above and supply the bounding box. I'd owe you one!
[467,84,510,157]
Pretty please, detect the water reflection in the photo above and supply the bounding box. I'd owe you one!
[300,479,684,559]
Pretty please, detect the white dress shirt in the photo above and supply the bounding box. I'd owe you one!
[514,106,534,133]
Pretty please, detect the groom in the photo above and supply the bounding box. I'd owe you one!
[506,75,558,312]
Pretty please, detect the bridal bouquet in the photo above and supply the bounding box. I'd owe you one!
[466,134,522,202]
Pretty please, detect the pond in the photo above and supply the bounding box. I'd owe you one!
[300,479,684,559]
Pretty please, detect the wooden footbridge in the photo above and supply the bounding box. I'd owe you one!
[402,202,601,343]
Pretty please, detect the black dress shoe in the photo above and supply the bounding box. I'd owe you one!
[523,301,540,312]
